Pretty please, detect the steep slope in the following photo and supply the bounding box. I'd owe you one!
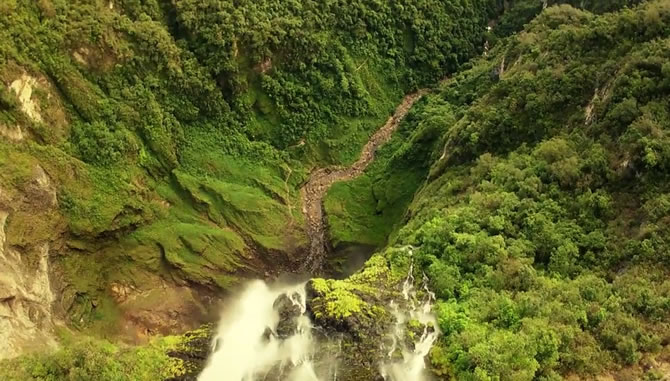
[3,0,670,380]
[0,0,498,361]
[314,1,670,380]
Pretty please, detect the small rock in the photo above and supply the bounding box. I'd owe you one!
[273,294,301,338]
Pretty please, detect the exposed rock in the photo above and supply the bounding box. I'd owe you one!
[72,48,89,66]
[0,211,57,359]
[0,163,69,359]
[117,282,212,343]
[261,326,273,342]
[110,282,135,303]
[6,70,69,142]
[9,74,43,123]
[25,165,57,208]
[272,293,301,338]
[0,124,24,141]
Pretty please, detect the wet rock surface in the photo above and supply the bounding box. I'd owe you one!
[0,165,62,359]
[273,293,302,338]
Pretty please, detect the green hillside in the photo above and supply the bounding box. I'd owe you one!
[2,0,670,380]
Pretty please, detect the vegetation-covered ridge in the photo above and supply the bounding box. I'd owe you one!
[322,1,670,380]
[3,0,670,380]
[0,0,498,352]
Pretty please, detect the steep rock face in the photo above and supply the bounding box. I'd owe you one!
[9,74,43,124]
[2,70,69,144]
[0,165,60,359]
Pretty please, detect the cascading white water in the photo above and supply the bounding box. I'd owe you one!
[198,280,323,381]
[380,252,440,381]
[199,248,439,381]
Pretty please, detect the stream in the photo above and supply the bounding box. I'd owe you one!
[199,92,436,380]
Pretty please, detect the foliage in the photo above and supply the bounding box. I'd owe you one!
[4,0,670,380]
[494,0,644,37]
[0,0,499,350]
[0,336,184,381]
[372,1,670,379]
[324,96,445,249]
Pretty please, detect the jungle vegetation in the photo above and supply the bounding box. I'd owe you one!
[2,0,670,380]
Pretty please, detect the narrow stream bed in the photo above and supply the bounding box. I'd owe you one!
[199,92,436,380]
[299,90,428,273]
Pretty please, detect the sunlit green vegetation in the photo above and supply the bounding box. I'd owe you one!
[377,1,670,378]
[0,327,214,381]
[0,0,497,337]
[3,0,670,379]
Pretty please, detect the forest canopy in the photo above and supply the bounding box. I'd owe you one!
[1,0,670,380]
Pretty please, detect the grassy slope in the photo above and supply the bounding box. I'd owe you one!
[3,1,670,380]
[324,96,443,248]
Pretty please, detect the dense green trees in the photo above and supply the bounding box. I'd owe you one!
[0,0,500,355]
[1,0,500,164]
[171,0,498,148]
[372,1,670,379]
[0,334,196,381]
[2,0,670,380]
[495,0,644,36]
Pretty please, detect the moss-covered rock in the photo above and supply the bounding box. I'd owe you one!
[305,250,417,381]
[165,325,215,381]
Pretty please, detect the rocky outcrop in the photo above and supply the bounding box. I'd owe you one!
[115,281,213,343]
[0,164,63,359]
[272,293,302,338]
[9,74,43,124]
[165,325,215,381]
[0,212,57,359]
[0,124,24,141]
[4,70,69,143]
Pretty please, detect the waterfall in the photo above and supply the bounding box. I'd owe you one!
[380,252,440,381]
[199,249,439,381]
[198,281,325,381]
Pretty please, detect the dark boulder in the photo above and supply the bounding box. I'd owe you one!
[273,293,302,338]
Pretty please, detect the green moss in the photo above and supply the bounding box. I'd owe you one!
[312,279,370,319]
[311,278,330,294]
[0,142,37,191]
[325,176,390,247]
[173,169,304,251]
[311,255,396,321]
[324,287,366,318]
[5,209,63,246]
[349,254,393,284]
[25,143,161,236]
[130,220,246,287]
